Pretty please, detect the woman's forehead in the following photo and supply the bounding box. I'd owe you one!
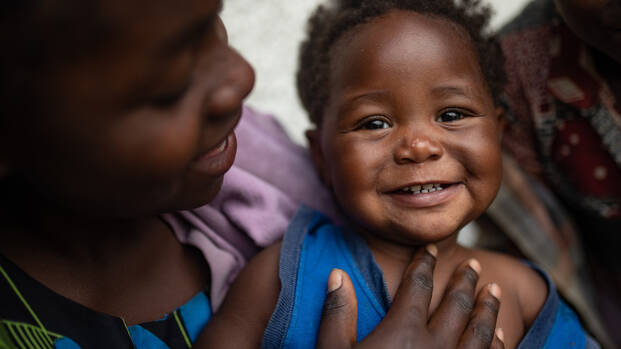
[19,0,222,69]
[32,0,222,44]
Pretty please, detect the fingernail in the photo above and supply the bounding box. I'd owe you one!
[328,269,343,293]
[495,328,505,342]
[426,244,438,258]
[488,283,502,300]
[467,258,481,274]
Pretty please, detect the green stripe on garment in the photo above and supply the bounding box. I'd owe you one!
[6,324,26,349]
[0,324,15,349]
[0,265,51,346]
[172,311,192,348]
[120,318,137,349]
[30,327,50,349]
[0,321,60,349]
[22,327,41,349]
[14,325,32,349]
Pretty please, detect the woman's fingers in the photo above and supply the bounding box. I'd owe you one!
[457,283,502,349]
[490,328,506,349]
[428,258,481,347]
[315,248,503,349]
[384,244,437,327]
[316,269,358,349]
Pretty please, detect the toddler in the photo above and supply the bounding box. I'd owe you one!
[199,0,599,348]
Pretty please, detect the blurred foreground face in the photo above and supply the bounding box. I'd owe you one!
[554,0,621,63]
[3,0,255,217]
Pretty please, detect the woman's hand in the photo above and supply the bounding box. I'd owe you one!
[315,245,505,349]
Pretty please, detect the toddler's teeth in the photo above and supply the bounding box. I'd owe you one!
[412,185,422,192]
[422,184,434,190]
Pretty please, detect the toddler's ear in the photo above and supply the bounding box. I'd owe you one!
[306,129,331,187]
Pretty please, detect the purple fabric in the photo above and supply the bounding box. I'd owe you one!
[163,106,339,310]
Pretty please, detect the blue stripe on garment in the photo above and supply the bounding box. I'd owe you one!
[128,326,169,349]
[178,291,211,342]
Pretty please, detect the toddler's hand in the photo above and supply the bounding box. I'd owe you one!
[315,245,505,349]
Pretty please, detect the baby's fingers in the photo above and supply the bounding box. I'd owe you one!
[458,283,502,349]
[315,269,357,349]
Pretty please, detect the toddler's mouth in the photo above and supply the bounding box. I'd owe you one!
[386,182,463,209]
[394,183,449,195]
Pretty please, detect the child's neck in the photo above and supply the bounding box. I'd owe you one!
[360,229,468,312]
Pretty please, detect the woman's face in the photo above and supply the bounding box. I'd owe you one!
[555,0,621,63]
[2,0,255,217]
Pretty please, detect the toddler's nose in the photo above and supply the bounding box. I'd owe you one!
[394,135,443,164]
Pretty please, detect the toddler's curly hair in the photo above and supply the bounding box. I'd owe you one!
[297,0,506,125]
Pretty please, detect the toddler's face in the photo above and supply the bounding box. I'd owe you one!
[555,0,621,63]
[312,11,503,245]
[3,0,254,216]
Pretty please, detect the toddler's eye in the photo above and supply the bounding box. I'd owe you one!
[437,110,466,123]
[360,119,390,130]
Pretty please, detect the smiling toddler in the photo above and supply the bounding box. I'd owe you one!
[199,0,599,348]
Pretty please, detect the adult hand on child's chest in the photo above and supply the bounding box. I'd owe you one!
[314,246,504,349]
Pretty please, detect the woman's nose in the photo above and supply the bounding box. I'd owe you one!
[212,49,255,114]
[394,133,444,164]
[203,44,255,122]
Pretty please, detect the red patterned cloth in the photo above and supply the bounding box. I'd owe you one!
[502,19,621,220]
[489,0,621,347]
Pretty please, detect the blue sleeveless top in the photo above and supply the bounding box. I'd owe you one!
[262,207,601,349]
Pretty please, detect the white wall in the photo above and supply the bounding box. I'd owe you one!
[222,0,531,145]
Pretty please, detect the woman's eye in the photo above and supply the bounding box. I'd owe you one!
[360,119,390,130]
[437,110,467,123]
[151,85,190,108]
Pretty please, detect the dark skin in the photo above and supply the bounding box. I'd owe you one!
[198,11,546,349]
[0,0,254,324]
[1,0,505,346]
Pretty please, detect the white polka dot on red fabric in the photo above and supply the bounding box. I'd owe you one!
[560,145,571,157]
[557,120,566,130]
[594,166,608,181]
[569,133,580,145]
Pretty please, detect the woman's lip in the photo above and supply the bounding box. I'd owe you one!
[191,132,237,177]
[385,183,463,208]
